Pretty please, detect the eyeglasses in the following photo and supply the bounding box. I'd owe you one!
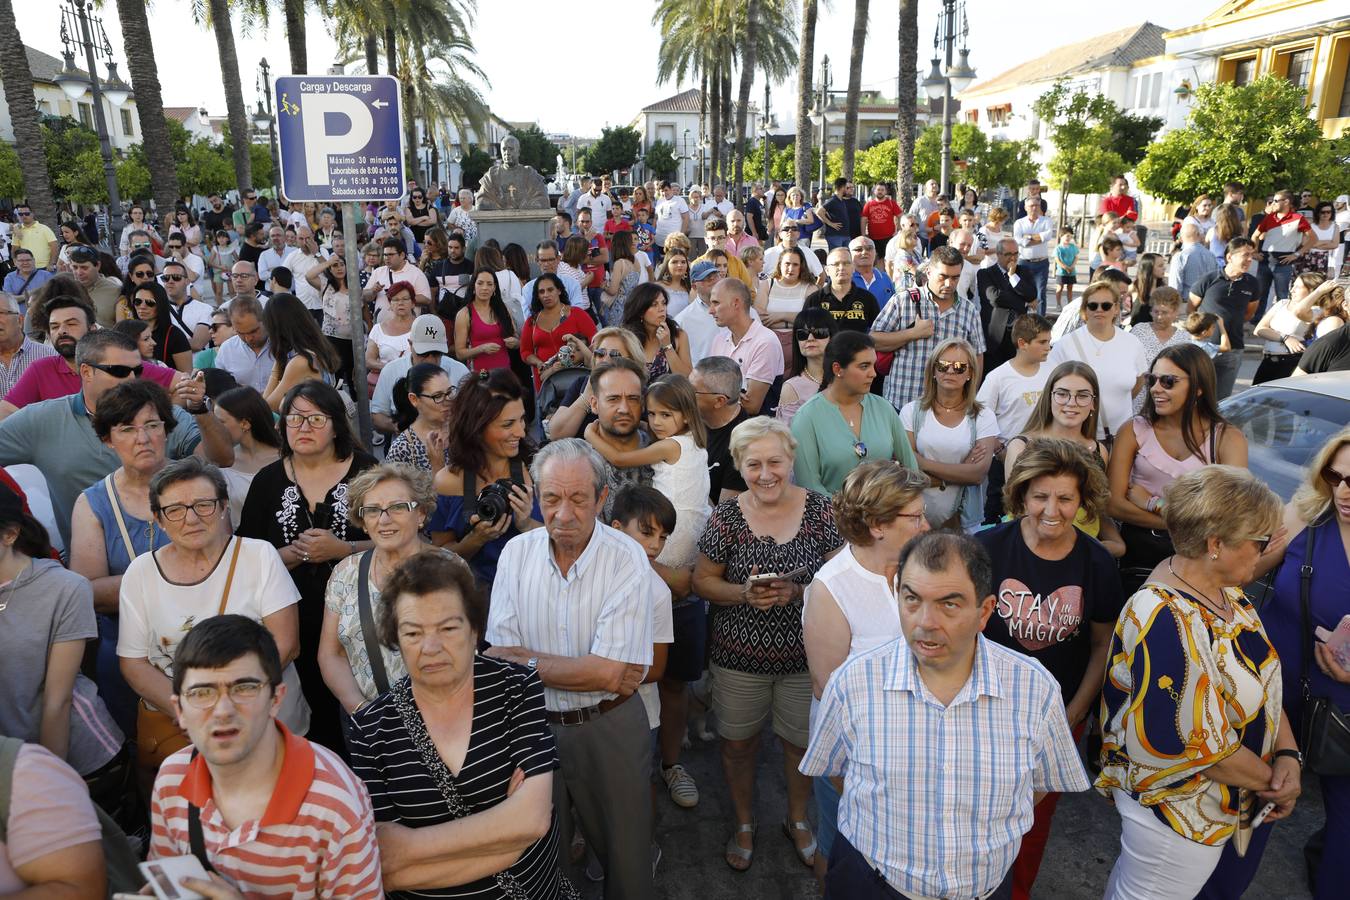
[1247,535,1272,553]
[230,271,254,279]
[133,297,157,308]
[1084,301,1115,312]
[796,327,831,340]
[111,420,165,439]
[935,360,970,375]
[357,500,420,521]
[416,389,453,404]
[1145,373,1187,390]
[90,363,143,379]
[132,270,154,279]
[1320,466,1350,490]
[163,274,185,282]
[284,412,332,429]
[593,348,624,360]
[853,440,868,459]
[208,323,228,332]
[157,498,222,522]
[1050,388,1095,406]
[180,679,268,709]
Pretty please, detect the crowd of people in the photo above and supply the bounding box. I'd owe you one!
[0,173,1345,900]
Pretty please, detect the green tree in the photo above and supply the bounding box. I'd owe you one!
[1033,81,1127,221]
[0,142,25,201]
[586,125,642,180]
[459,145,494,190]
[112,0,181,219]
[177,140,236,197]
[510,124,562,177]
[0,0,57,223]
[1137,75,1337,204]
[41,115,100,199]
[250,143,276,195]
[644,141,679,180]
[55,149,149,205]
[1110,110,1163,168]
[794,0,819,192]
[840,0,870,180]
[970,138,1040,193]
[855,140,897,184]
[913,122,986,185]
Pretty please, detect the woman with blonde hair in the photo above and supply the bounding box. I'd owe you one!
[543,325,649,440]
[900,339,1000,531]
[979,206,1009,268]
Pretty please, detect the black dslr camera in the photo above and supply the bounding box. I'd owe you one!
[476,479,518,523]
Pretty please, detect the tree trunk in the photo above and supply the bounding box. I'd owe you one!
[383,26,397,84]
[698,70,707,187]
[841,0,869,181]
[709,63,722,192]
[116,0,181,216]
[896,0,918,209]
[0,0,57,226]
[402,81,418,186]
[283,0,307,75]
[364,33,379,74]
[733,0,758,207]
[721,68,732,189]
[209,0,252,193]
[794,0,817,193]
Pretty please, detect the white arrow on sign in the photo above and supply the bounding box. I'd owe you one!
[372,99,389,109]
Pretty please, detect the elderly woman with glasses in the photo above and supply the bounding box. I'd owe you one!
[319,463,443,716]
[117,457,309,779]
[1097,465,1300,900]
[237,382,377,750]
[349,551,573,898]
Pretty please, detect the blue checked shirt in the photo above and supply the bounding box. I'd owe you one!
[801,634,1088,899]
[871,288,985,410]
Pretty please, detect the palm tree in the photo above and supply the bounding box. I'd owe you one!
[896,0,919,208]
[732,0,757,200]
[0,0,57,225]
[840,0,869,180]
[113,0,181,215]
[793,0,818,193]
[318,0,385,73]
[193,0,252,192]
[283,0,307,74]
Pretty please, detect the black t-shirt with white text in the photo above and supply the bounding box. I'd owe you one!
[1191,269,1259,350]
[976,520,1123,702]
[805,286,881,333]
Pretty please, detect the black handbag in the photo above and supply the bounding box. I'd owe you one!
[1297,517,1350,776]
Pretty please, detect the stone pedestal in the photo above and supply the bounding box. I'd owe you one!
[472,208,554,278]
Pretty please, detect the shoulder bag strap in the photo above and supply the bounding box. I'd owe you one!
[216,537,243,616]
[509,457,526,485]
[184,751,218,875]
[104,475,138,562]
[461,469,478,533]
[0,735,23,845]
[356,550,390,695]
[1299,518,1321,701]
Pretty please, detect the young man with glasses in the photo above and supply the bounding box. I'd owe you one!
[231,191,260,235]
[256,225,289,284]
[361,237,432,313]
[0,330,231,546]
[10,205,57,271]
[764,221,824,280]
[146,615,381,896]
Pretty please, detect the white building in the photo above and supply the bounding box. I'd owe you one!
[0,45,142,153]
[630,88,758,188]
[163,106,224,145]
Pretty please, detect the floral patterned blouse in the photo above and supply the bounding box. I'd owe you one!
[697,490,843,675]
[386,427,448,473]
[1096,583,1282,845]
[322,551,422,702]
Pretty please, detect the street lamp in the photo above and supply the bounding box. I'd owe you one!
[928,0,976,195]
[760,82,772,190]
[254,58,280,199]
[682,128,691,187]
[57,0,128,241]
[817,54,831,201]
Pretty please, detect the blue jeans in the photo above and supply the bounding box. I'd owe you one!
[825,234,850,250]
[1022,257,1050,314]
[1256,258,1293,321]
[814,775,842,860]
[1212,348,1241,400]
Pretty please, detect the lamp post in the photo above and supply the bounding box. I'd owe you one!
[818,54,831,201]
[251,58,280,199]
[55,0,130,243]
[921,0,976,196]
[682,128,691,187]
[760,82,772,189]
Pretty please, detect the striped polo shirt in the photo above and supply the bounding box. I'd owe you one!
[149,722,382,898]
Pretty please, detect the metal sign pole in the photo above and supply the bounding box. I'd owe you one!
[342,203,372,447]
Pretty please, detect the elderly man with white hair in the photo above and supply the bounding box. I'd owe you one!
[1169,221,1219,305]
[947,228,980,303]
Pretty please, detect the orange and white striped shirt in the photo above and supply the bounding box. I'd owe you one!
[149,722,382,898]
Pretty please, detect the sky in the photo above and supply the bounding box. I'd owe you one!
[15,0,1193,137]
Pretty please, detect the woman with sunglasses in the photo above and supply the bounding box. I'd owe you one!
[318,463,441,716]
[401,187,438,246]
[120,457,309,778]
[900,338,1000,531]
[237,382,377,751]
[128,280,192,372]
[544,326,647,440]
[386,363,453,475]
[1046,279,1147,441]
[1304,201,1341,277]
[1097,465,1297,900]
[113,251,160,322]
[776,308,835,426]
[1108,343,1249,596]
[193,308,233,370]
[1229,427,1350,900]
[792,331,918,495]
[166,207,200,256]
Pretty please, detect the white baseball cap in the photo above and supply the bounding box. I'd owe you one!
[409,314,449,354]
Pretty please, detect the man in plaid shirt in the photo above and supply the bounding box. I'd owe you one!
[871,245,986,410]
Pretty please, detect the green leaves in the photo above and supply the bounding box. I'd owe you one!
[908,123,1039,191]
[1033,80,1147,208]
[644,140,680,180]
[586,126,643,180]
[510,125,563,178]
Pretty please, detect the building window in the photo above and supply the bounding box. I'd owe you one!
[1150,72,1164,108]
[1233,57,1257,86]
[1282,47,1314,94]
[77,103,92,128]
[987,105,1011,128]
[1128,76,1139,108]
[1339,59,1350,118]
[120,108,133,136]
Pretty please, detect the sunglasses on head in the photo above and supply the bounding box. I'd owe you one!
[935,360,970,375]
[1145,373,1186,390]
[796,327,831,340]
[90,363,143,378]
[1085,301,1115,312]
[1321,466,1350,490]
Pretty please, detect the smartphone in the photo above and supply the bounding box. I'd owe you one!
[137,855,210,900]
[1250,801,1277,830]
[1314,613,1350,669]
[747,564,811,586]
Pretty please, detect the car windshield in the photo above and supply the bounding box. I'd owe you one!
[1220,385,1350,501]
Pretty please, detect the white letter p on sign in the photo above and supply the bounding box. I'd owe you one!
[301,93,374,187]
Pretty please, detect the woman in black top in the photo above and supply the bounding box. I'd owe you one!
[129,280,192,371]
[237,381,376,749]
[348,551,573,899]
[403,187,438,245]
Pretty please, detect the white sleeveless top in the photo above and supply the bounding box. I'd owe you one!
[765,279,814,320]
[804,544,901,658]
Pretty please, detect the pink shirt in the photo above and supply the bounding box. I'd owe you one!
[5,356,175,409]
[727,232,761,255]
[0,744,102,893]
[709,318,784,388]
[1128,416,1215,497]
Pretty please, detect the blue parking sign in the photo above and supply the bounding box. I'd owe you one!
[275,75,406,202]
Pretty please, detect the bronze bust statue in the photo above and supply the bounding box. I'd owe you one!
[474,135,550,210]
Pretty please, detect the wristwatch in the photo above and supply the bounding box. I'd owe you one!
[1273,748,1304,769]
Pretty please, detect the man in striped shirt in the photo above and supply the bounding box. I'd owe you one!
[802,533,1088,899]
[486,438,655,900]
[148,616,382,899]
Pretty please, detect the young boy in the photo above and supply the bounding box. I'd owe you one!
[927,206,956,251]
[604,206,632,238]
[1098,235,1126,274]
[1054,228,1078,308]
[632,207,657,257]
[1182,311,1231,358]
[977,313,1054,523]
[609,485,676,876]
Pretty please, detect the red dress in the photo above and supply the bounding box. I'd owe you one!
[467,304,510,372]
[520,308,596,389]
